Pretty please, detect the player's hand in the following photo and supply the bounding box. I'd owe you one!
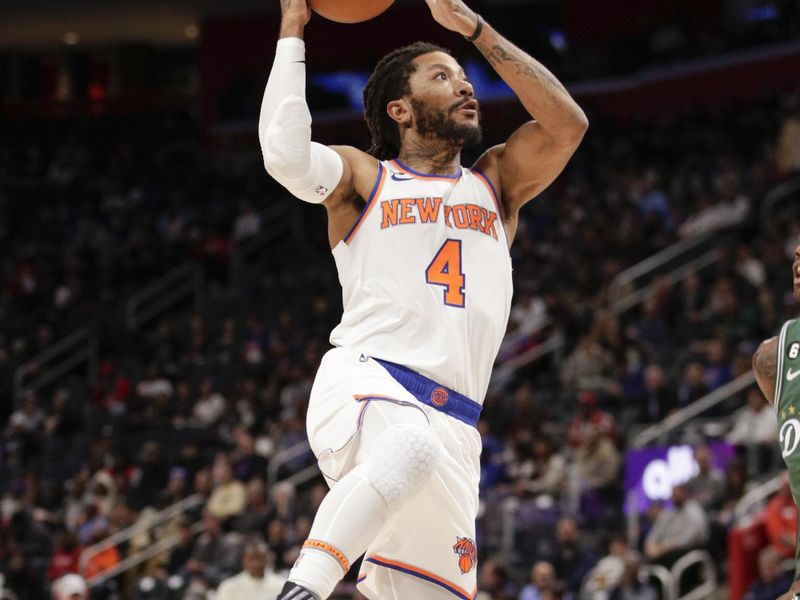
[422,0,479,38]
[280,0,311,26]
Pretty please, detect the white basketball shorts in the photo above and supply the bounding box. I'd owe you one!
[306,347,482,600]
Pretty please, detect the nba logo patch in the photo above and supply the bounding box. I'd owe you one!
[452,537,477,574]
[430,387,449,407]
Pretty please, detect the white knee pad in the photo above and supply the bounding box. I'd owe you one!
[365,424,441,507]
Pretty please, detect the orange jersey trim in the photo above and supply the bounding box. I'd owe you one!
[470,168,503,219]
[344,163,386,245]
[365,555,477,600]
[303,539,350,573]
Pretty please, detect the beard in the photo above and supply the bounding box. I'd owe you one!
[411,98,483,149]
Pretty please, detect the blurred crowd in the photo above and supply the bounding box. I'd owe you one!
[1,83,800,600]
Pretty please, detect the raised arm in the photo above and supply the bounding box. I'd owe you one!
[753,336,778,404]
[423,1,588,219]
[259,0,377,247]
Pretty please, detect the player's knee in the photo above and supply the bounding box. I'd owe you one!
[365,423,441,507]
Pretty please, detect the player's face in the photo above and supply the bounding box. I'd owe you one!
[794,241,800,302]
[407,52,482,147]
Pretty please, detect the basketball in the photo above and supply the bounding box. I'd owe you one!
[459,553,473,574]
[309,0,395,23]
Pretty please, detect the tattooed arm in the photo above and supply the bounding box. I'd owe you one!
[423,0,587,237]
[753,336,778,404]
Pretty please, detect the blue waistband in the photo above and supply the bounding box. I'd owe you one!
[374,358,481,428]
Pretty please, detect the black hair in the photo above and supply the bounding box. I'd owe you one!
[363,41,449,160]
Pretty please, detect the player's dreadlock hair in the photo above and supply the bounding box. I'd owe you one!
[363,41,450,160]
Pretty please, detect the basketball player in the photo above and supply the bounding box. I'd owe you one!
[261,0,587,598]
[753,240,800,600]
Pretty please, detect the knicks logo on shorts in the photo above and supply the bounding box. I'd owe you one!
[453,537,477,574]
[430,387,449,407]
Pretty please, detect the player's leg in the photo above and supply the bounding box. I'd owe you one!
[279,400,442,600]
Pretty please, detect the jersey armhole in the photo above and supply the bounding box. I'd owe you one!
[343,162,385,245]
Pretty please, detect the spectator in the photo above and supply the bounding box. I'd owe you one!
[519,561,556,600]
[640,364,675,422]
[735,244,767,288]
[192,379,226,427]
[763,474,797,560]
[232,201,262,242]
[158,467,189,508]
[742,546,794,600]
[676,362,709,408]
[206,455,246,521]
[508,290,549,338]
[727,388,777,473]
[230,426,268,483]
[513,437,567,502]
[567,391,617,449]
[46,533,82,581]
[215,539,283,600]
[51,574,89,600]
[716,459,749,528]
[685,445,726,512]
[164,517,197,575]
[560,336,615,396]
[703,339,732,392]
[82,528,120,579]
[2,550,41,600]
[644,484,709,567]
[549,517,597,595]
[473,558,516,600]
[186,513,228,581]
[135,364,174,401]
[573,424,621,521]
[232,478,274,534]
[607,554,657,600]
[127,442,168,511]
[582,535,633,600]
[633,297,668,355]
[6,392,44,435]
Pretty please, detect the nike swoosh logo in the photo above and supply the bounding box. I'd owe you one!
[789,368,800,381]
[391,173,413,181]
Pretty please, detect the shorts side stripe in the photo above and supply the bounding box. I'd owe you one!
[365,555,476,600]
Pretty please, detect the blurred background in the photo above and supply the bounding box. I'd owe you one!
[1,1,800,599]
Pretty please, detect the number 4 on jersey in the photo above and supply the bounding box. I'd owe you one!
[426,239,465,308]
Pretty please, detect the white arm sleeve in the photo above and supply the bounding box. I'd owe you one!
[259,38,344,204]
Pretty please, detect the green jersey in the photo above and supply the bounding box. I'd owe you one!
[775,318,800,576]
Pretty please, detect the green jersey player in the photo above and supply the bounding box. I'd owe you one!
[753,239,800,600]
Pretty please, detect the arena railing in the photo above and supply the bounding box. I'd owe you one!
[733,473,784,523]
[490,233,720,390]
[267,439,316,488]
[228,198,301,288]
[78,493,206,588]
[642,564,678,600]
[672,550,717,600]
[760,173,800,224]
[579,562,676,600]
[631,371,755,448]
[125,261,204,330]
[12,326,97,409]
[608,234,714,310]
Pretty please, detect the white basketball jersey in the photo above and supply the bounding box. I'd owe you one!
[330,159,513,403]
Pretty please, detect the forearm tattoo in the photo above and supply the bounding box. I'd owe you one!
[753,339,778,401]
[755,343,778,380]
[475,41,564,93]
